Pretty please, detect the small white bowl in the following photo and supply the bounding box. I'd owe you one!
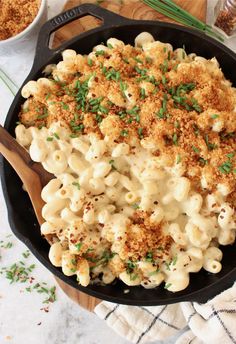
[0,0,47,55]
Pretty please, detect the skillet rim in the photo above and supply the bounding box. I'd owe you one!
[1,4,236,306]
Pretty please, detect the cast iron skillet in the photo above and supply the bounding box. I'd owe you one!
[1,4,236,306]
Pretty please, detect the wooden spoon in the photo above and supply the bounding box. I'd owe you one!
[0,124,101,311]
[0,124,53,225]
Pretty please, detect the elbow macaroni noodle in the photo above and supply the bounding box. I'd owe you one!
[15,32,236,292]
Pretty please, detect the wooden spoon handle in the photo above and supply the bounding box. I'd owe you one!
[0,125,53,186]
[0,125,51,225]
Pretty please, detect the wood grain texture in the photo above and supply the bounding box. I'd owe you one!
[0,125,53,226]
[53,0,206,48]
[55,277,101,311]
[52,0,207,312]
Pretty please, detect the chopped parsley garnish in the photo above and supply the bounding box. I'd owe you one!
[211,114,219,119]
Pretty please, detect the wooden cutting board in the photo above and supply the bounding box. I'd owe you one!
[53,0,207,312]
[53,0,207,47]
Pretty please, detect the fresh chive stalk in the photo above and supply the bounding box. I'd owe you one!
[143,0,224,42]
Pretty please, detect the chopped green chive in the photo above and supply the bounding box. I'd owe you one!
[109,159,117,170]
[88,58,93,66]
[75,243,82,251]
[120,129,128,137]
[205,135,217,151]
[145,251,154,263]
[172,132,178,145]
[107,43,113,49]
[72,182,80,190]
[199,157,208,166]
[53,133,60,140]
[45,93,51,101]
[131,203,140,210]
[120,80,127,97]
[60,102,69,110]
[227,152,235,159]
[138,127,144,139]
[162,75,167,85]
[140,88,146,99]
[134,66,147,76]
[164,283,172,289]
[171,255,178,266]
[46,137,53,141]
[133,57,143,64]
[192,145,200,154]
[211,114,219,119]
[95,50,105,56]
[146,56,152,63]
[176,154,181,164]
[37,112,48,120]
[123,58,129,64]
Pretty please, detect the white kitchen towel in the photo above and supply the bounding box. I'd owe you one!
[95,282,236,344]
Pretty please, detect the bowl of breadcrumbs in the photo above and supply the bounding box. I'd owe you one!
[0,0,47,53]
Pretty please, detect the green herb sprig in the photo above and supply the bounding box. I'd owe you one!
[143,0,224,42]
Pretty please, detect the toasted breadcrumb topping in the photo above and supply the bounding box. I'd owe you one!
[0,0,40,40]
[19,41,236,207]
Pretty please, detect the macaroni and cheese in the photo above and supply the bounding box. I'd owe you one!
[15,32,236,292]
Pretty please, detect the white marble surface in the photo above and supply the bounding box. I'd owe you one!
[0,1,235,344]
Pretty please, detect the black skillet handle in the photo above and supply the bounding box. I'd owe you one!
[34,3,131,68]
